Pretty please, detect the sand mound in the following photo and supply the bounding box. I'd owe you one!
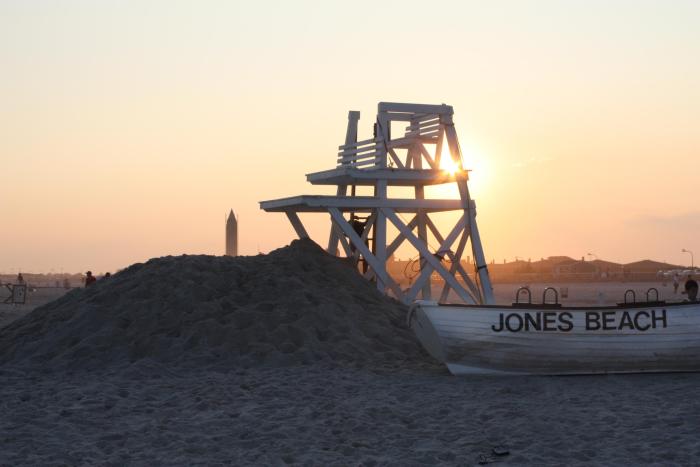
[0,239,434,370]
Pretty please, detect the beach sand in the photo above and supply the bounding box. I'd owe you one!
[1,241,698,466]
[2,364,700,465]
[0,287,69,329]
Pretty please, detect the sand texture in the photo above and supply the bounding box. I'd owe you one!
[0,239,432,371]
[3,364,700,466]
[2,240,700,466]
[0,287,69,329]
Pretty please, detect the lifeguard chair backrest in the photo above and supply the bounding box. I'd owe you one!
[337,102,458,170]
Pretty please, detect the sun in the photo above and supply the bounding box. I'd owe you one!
[440,156,461,175]
[438,139,491,194]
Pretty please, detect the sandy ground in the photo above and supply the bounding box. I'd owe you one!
[2,363,700,466]
[0,287,70,329]
[1,261,697,466]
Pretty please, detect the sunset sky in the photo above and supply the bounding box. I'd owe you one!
[2,1,699,273]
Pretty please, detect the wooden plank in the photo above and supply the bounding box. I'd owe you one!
[379,102,453,115]
[307,167,460,186]
[418,144,439,170]
[326,184,347,254]
[328,110,359,255]
[406,128,441,138]
[386,136,416,148]
[337,152,378,162]
[411,117,440,125]
[362,212,377,241]
[439,230,469,302]
[338,137,377,150]
[467,202,495,304]
[330,215,353,257]
[390,135,441,147]
[387,148,405,168]
[406,259,429,302]
[337,153,379,164]
[417,124,442,134]
[328,208,404,300]
[414,145,430,301]
[386,214,418,258]
[383,209,477,304]
[408,114,439,124]
[337,152,379,163]
[424,211,481,301]
[338,144,381,157]
[406,122,441,133]
[352,211,376,264]
[337,155,379,164]
[285,211,309,239]
[338,154,379,164]
[404,145,413,169]
[407,215,477,302]
[344,158,380,169]
[261,195,465,213]
[449,174,491,302]
[434,127,444,167]
[375,116,389,169]
[418,136,439,143]
[381,114,414,122]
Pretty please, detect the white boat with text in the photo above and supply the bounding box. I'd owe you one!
[408,287,700,375]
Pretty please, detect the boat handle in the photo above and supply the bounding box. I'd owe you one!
[646,288,659,302]
[515,286,531,304]
[542,287,559,305]
[624,289,636,304]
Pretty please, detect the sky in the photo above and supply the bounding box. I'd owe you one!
[1,0,699,273]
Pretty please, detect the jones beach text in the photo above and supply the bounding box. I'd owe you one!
[491,309,668,333]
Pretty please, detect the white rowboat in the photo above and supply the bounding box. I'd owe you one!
[409,292,700,375]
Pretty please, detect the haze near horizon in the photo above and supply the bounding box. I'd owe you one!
[2,0,699,273]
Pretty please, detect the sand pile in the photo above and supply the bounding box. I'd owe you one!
[0,239,434,370]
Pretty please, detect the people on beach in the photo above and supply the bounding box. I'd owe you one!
[85,271,97,287]
[684,275,698,301]
[104,272,111,279]
[673,273,680,294]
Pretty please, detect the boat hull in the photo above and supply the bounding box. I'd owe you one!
[409,301,700,375]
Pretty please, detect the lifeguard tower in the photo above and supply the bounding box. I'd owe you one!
[260,102,494,305]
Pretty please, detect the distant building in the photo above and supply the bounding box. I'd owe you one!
[553,259,599,279]
[226,210,238,256]
[624,259,679,273]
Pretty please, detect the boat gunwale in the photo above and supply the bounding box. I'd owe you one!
[434,300,700,311]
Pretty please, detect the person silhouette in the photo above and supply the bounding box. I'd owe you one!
[85,271,97,287]
[684,275,698,301]
[673,273,680,294]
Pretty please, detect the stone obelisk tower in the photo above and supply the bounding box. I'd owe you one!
[225,210,238,256]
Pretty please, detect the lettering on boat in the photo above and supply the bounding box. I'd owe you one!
[490,309,667,333]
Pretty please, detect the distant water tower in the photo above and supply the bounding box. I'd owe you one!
[226,210,238,256]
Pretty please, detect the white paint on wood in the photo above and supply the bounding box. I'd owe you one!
[260,102,494,306]
[412,302,700,375]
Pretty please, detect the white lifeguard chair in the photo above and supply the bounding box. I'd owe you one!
[260,102,494,305]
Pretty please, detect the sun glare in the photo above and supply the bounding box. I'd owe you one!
[439,139,491,195]
[440,156,460,175]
